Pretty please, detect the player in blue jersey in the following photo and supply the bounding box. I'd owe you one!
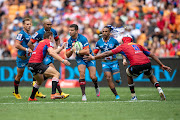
[28,19,69,99]
[93,26,127,99]
[66,24,100,101]
[13,18,33,99]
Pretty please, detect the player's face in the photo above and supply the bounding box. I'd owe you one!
[102,28,110,39]
[69,27,77,37]
[23,21,31,31]
[44,22,52,31]
[49,35,54,42]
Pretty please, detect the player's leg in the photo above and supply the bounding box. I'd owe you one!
[126,67,137,100]
[111,61,122,85]
[28,73,44,101]
[48,62,69,99]
[104,71,120,99]
[144,63,166,100]
[88,66,100,97]
[33,56,54,98]
[78,64,87,101]
[43,66,64,99]
[13,67,24,99]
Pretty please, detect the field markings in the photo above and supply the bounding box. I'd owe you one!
[0,100,160,105]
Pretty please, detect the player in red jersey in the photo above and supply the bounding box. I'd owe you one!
[28,31,70,101]
[84,34,172,101]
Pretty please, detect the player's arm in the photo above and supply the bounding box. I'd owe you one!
[84,51,113,61]
[66,42,75,58]
[140,45,172,72]
[54,42,66,54]
[48,47,70,66]
[15,40,32,53]
[72,46,90,55]
[149,53,172,72]
[27,40,35,50]
[122,55,127,66]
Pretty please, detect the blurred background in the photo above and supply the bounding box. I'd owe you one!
[0,0,180,59]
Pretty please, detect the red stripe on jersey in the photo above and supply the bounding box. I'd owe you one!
[83,46,89,49]
[66,48,71,52]
[30,38,37,43]
[54,36,59,41]
[16,40,23,43]
[93,49,99,54]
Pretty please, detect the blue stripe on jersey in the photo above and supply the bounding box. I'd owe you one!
[43,45,48,58]
[143,51,150,56]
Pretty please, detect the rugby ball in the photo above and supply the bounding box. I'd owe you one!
[74,41,83,51]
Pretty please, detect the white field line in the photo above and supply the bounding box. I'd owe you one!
[0,100,160,105]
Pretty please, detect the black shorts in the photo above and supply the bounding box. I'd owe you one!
[128,62,152,77]
[28,63,49,75]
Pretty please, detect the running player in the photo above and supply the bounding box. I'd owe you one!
[13,18,33,99]
[28,31,71,101]
[94,26,127,99]
[28,19,69,98]
[66,24,100,101]
[84,34,172,101]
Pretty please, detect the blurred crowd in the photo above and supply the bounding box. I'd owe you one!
[0,0,180,59]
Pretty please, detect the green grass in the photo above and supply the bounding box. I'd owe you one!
[0,87,180,120]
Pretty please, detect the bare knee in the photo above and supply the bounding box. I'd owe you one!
[90,75,97,80]
[15,74,23,81]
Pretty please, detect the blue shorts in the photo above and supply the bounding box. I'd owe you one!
[16,57,29,68]
[43,55,54,65]
[76,58,96,68]
[101,60,120,73]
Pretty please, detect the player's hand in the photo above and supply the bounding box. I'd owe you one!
[61,42,67,49]
[28,49,33,53]
[72,43,75,47]
[72,46,76,53]
[161,65,172,72]
[83,54,95,61]
[63,60,71,66]
[123,59,127,66]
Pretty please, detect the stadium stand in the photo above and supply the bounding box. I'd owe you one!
[0,0,180,59]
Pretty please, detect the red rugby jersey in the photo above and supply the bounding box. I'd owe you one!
[111,42,151,66]
[29,39,53,63]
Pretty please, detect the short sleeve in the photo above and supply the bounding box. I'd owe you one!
[111,45,122,54]
[16,33,23,42]
[139,45,151,56]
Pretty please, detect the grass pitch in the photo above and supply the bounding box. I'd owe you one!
[0,87,180,120]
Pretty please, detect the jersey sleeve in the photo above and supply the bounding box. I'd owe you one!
[66,39,72,52]
[52,29,59,41]
[16,33,23,42]
[31,32,40,43]
[47,40,54,48]
[111,45,122,54]
[81,37,89,49]
[139,45,151,56]
[93,42,100,54]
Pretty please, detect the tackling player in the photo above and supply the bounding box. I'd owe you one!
[94,26,127,100]
[28,19,69,98]
[28,31,71,101]
[66,24,100,101]
[84,34,172,101]
[13,18,33,99]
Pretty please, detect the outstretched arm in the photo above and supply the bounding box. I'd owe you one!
[84,51,113,61]
[149,53,172,72]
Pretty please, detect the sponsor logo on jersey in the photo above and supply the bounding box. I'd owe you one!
[16,34,22,40]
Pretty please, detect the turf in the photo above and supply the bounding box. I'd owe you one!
[0,87,180,120]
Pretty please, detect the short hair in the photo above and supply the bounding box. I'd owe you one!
[70,24,78,30]
[44,31,53,39]
[104,26,112,32]
[22,18,31,24]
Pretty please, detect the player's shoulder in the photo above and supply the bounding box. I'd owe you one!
[50,28,57,33]
[79,34,87,40]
